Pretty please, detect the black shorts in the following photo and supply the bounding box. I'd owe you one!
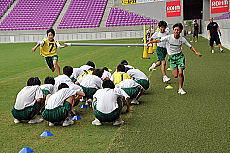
[210,35,221,47]
[193,30,198,37]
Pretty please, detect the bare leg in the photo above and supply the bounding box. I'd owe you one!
[161,60,167,76]
[172,69,179,78]
[218,44,223,51]
[155,61,161,67]
[53,60,61,75]
[136,87,144,101]
[178,68,184,89]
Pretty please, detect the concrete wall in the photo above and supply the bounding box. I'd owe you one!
[0,30,143,43]
[203,0,211,21]
[202,19,230,50]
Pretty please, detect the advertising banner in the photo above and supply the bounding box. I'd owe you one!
[122,0,164,5]
[211,0,229,14]
[166,1,181,17]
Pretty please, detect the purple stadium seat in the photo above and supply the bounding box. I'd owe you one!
[106,7,158,27]
[0,0,66,31]
[58,0,108,29]
[0,0,14,18]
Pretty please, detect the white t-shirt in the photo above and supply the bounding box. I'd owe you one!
[124,65,134,69]
[14,86,43,110]
[102,70,111,80]
[54,75,82,92]
[39,40,61,48]
[127,69,148,80]
[45,88,78,109]
[79,65,93,71]
[115,79,141,88]
[40,84,55,94]
[70,68,84,79]
[78,74,102,89]
[161,34,192,55]
[93,88,130,114]
[151,31,168,48]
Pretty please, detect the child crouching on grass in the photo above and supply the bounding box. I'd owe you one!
[76,69,103,105]
[40,77,55,96]
[116,79,144,105]
[92,80,130,126]
[42,83,85,127]
[12,77,44,124]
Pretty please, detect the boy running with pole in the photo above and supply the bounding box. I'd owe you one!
[149,21,171,83]
[32,29,67,75]
[148,23,202,94]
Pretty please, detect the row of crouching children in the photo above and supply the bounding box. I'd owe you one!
[12,60,149,126]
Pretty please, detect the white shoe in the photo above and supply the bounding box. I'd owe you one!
[62,118,74,127]
[113,118,124,126]
[211,50,214,54]
[163,75,171,82]
[85,99,92,106]
[28,117,44,124]
[92,118,102,126]
[149,63,156,71]
[178,88,186,95]
[220,48,224,52]
[14,118,20,124]
[131,99,139,105]
[49,122,55,127]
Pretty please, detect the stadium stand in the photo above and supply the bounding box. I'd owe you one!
[58,0,108,29]
[106,7,158,27]
[0,0,14,18]
[214,12,230,20]
[0,0,66,31]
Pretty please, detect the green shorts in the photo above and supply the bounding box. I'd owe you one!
[168,52,185,70]
[156,47,167,61]
[135,79,149,90]
[122,87,140,99]
[93,98,123,122]
[12,102,43,121]
[42,101,71,123]
[70,77,77,83]
[42,89,51,96]
[45,55,58,69]
[80,85,97,99]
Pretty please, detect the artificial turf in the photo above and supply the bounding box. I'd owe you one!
[0,37,229,153]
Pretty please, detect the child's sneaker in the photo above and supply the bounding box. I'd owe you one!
[163,75,171,82]
[211,50,214,54]
[85,99,92,106]
[220,48,224,52]
[149,63,156,71]
[178,88,186,95]
[131,99,140,105]
[28,117,44,124]
[14,118,20,124]
[62,118,74,127]
[92,118,102,126]
[113,118,124,126]
[49,122,55,127]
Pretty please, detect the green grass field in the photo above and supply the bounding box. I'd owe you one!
[0,37,229,153]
